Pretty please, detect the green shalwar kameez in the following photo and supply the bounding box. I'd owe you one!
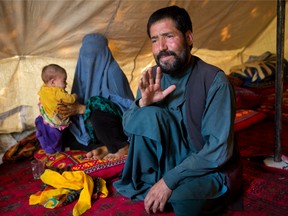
[114,60,236,215]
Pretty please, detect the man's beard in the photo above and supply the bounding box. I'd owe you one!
[155,48,189,75]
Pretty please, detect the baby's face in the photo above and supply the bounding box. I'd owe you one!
[54,73,67,89]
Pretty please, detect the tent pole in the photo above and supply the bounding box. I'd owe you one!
[274,0,286,162]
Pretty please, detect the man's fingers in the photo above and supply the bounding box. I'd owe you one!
[163,85,176,98]
[141,70,148,86]
[139,78,144,90]
[144,198,153,214]
[152,201,160,213]
[155,67,162,85]
[148,68,154,85]
[159,202,165,212]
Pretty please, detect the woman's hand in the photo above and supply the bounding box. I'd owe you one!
[57,100,86,118]
[138,67,176,107]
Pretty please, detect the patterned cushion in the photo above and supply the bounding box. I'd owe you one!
[256,88,288,123]
[235,109,266,132]
[34,149,126,179]
[234,86,262,109]
[229,51,288,88]
[3,132,40,162]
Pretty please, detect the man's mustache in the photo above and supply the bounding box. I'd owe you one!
[157,51,176,60]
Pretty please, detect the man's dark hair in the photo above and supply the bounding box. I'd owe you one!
[147,5,193,38]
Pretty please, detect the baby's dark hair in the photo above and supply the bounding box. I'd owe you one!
[41,64,67,83]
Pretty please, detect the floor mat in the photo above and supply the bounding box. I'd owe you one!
[224,158,288,216]
[236,119,288,157]
[1,157,288,215]
[1,119,288,215]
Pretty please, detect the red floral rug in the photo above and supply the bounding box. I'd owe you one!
[1,157,288,215]
[223,158,288,216]
[1,119,288,215]
[0,159,173,216]
[236,119,288,157]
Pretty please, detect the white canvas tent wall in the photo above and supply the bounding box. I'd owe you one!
[0,0,287,136]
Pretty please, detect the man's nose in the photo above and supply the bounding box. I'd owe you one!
[159,38,168,51]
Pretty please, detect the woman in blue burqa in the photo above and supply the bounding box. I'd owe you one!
[58,33,134,160]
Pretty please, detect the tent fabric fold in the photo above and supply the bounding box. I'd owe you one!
[0,1,287,134]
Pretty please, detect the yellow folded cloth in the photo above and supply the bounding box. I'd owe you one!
[29,169,108,216]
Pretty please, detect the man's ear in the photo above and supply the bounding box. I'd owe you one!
[185,30,193,47]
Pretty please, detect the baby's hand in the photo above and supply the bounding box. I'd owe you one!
[72,93,78,100]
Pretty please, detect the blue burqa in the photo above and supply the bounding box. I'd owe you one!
[69,33,134,146]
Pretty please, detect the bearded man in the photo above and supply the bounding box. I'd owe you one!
[114,5,242,216]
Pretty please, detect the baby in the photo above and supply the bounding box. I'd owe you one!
[35,64,77,154]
